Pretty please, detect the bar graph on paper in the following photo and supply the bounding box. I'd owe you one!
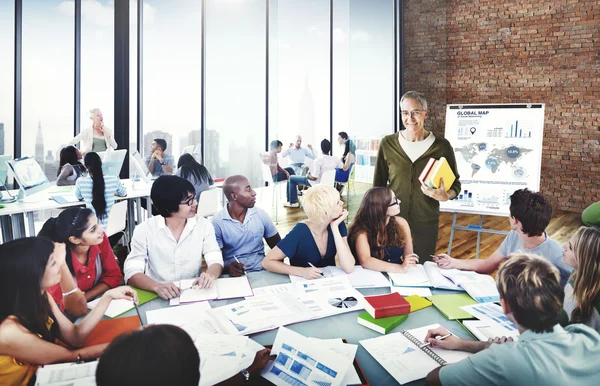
[505,120,532,139]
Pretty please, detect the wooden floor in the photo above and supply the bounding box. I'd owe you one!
[256,182,583,260]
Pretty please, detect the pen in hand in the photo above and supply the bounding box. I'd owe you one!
[308,262,324,277]
[234,256,247,276]
[420,333,452,348]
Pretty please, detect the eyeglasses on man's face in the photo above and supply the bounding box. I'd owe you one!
[180,195,197,207]
[401,110,425,118]
[388,197,400,207]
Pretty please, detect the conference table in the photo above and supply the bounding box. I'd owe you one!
[118,271,475,386]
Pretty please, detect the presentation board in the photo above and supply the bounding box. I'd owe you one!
[440,103,545,216]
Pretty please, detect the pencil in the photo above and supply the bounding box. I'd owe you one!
[133,301,144,327]
[308,262,324,277]
[234,256,247,276]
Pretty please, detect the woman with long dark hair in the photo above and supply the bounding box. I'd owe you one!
[348,186,418,273]
[56,146,86,186]
[0,237,136,386]
[75,152,126,228]
[335,132,355,192]
[39,207,124,317]
[176,153,214,201]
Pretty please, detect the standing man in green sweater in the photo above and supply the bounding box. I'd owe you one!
[373,91,461,261]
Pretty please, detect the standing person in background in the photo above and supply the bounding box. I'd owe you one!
[145,139,175,177]
[281,135,315,176]
[75,152,127,229]
[176,153,214,201]
[373,91,461,261]
[68,108,117,154]
[56,146,86,186]
[335,132,356,192]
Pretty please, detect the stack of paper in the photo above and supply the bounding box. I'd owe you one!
[459,303,520,341]
[35,361,97,386]
[290,266,390,288]
[261,327,355,386]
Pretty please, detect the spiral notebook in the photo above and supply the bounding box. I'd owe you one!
[360,323,472,384]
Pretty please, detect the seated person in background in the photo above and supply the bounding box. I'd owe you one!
[561,226,600,333]
[39,208,123,317]
[284,139,343,208]
[434,189,573,286]
[145,138,175,177]
[348,187,419,273]
[335,131,356,190]
[56,145,86,186]
[212,175,281,276]
[424,253,600,386]
[0,238,137,386]
[75,152,127,228]
[281,135,315,176]
[124,175,223,299]
[260,140,295,183]
[96,324,275,386]
[262,185,355,279]
[176,153,214,201]
[582,201,600,227]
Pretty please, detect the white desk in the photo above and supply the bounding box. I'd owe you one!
[0,179,152,242]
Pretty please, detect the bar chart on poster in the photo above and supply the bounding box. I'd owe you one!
[441,104,545,216]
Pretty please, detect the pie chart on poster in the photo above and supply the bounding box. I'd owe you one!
[328,297,358,309]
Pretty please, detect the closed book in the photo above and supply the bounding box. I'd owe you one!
[418,158,437,185]
[357,312,408,334]
[364,292,411,319]
[424,157,456,191]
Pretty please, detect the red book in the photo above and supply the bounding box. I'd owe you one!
[418,158,436,185]
[364,292,411,319]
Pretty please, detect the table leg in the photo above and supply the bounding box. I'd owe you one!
[1,215,14,242]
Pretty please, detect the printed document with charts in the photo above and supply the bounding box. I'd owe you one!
[389,262,500,303]
[35,361,97,386]
[210,276,365,336]
[360,323,472,384]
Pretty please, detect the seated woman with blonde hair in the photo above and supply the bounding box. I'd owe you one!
[262,185,355,279]
[561,226,600,333]
[348,186,418,273]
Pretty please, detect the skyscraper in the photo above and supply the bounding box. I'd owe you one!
[35,121,44,163]
[0,123,4,155]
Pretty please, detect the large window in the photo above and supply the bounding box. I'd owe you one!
[269,0,331,159]
[142,0,200,164]
[0,1,14,159]
[80,0,115,135]
[205,0,266,186]
[22,0,74,181]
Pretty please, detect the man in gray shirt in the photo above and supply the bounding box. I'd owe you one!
[433,188,573,287]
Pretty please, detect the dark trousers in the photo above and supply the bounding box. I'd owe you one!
[407,221,439,263]
[272,167,295,182]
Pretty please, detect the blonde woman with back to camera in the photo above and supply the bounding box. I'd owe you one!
[262,185,355,279]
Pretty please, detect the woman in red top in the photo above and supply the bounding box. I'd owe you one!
[39,207,124,317]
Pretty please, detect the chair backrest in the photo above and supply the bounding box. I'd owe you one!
[261,163,273,184]
[318,169,336,187]
[105,200,128,237]
[196,187,221,218]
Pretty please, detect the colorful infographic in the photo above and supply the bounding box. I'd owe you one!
[440,104,545,216]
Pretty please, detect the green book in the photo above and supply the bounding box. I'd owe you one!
[135,287,159,305]
[426,293,477,320]
[357,311,408,334]
[87,287,159,318]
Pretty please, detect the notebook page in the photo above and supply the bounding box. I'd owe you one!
[405,323,472,364]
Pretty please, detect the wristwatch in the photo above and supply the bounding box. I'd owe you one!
[159,161,166,166]
[240,369,250,382]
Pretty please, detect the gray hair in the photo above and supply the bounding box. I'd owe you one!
[88,108,101,118]
[400,91,428,110]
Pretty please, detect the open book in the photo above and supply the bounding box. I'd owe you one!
[388,262,500,303]
[289,265,390,288]
[360,323,472,384]
[171,276,254,305]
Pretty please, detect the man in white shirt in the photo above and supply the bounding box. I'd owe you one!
[281,135,315,176]
[124,175,223,299]
[284,139,343,208]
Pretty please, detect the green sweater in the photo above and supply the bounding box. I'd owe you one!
[373,132,461,227]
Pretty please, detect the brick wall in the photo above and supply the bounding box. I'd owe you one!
[404,0,600,212]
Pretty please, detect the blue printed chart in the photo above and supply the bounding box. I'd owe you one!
[441,104,545,216]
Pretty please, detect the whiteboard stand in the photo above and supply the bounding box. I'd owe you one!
[447,213,509,259]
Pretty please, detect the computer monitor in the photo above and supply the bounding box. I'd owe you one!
[130,150,152,183]
[0,155,16,203]
[6,156,51,200]
[95,149,127,176]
